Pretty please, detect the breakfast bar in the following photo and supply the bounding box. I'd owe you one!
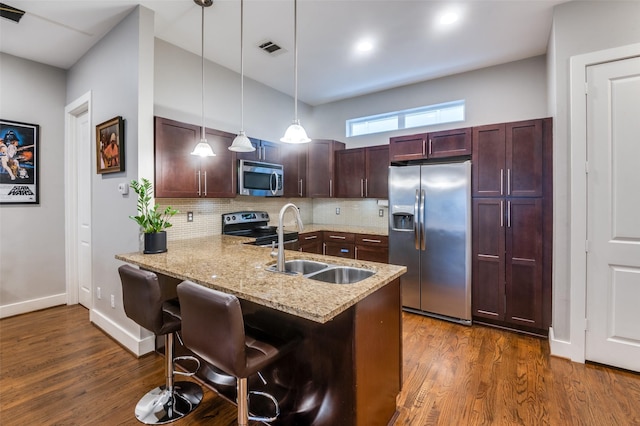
[116,235,406,426]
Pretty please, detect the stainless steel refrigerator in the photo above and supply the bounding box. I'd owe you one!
[388,160,472,324]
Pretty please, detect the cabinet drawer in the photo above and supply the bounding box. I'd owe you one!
[324,242,356,259]
[298,232,323,254]
[299,240,323,254]
[355,245,389,263]
[323,231,355,243]
[355,234,388,247]
[299,231,322,243]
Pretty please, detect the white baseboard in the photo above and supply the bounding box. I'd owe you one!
[0,293,67,319]
[549,326,584,363]
[90,308,155,357]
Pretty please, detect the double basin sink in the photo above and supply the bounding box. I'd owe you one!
[267,259,374,284]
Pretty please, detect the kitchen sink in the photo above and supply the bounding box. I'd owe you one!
[306,266,375,284]
[267,259,329,275]
[267,260,374,284]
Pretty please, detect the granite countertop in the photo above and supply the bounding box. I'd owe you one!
[288,224,388,236]
[116,235,405,324]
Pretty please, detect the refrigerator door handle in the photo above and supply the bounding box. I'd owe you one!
[420,189,426,251]
[414,189,420,250]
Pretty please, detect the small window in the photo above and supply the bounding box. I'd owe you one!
[346,100,465,137]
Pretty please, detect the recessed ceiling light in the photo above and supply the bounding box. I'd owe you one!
[439,11,459,25]
[356,40,374,53]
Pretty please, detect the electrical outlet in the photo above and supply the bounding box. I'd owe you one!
[379,209,384,217]
[110,294,115,309]
[97,287,101,299]
[336,208,341,215]
[187,211,194,222]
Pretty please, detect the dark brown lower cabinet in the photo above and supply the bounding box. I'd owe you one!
[300,231,389,263]
[323,231,355,259]
[472,197,544,334]
[355,234,389,263]
[298,232,323,254]
[324,244,356,259]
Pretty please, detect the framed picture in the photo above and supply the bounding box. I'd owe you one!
[96,116,124,174]
[0,119,39,204]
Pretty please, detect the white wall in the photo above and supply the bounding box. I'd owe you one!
[66,6,155,349]
[154,39,312,144]
[310,55,548,148]
[549,0,640,348]
[0,54,67,317]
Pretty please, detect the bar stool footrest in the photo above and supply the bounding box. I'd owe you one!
[248,390,280,423]
[174,355,201,377]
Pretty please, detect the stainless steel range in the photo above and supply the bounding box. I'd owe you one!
[221,211,298,248]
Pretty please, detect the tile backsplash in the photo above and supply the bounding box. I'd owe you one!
[158,196,387,241]
[312,198,387,229]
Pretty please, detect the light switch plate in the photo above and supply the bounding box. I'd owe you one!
[117,182,129,195]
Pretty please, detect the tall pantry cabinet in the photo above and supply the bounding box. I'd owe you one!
[471,118,552,335]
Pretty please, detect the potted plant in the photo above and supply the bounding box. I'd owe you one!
[129,178,178,254]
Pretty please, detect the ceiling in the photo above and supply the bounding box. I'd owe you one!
[0,0,571,106]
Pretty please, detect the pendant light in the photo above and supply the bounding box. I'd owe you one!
[229,0,255,152]
[280,0,311,144]
[191,0,216,157]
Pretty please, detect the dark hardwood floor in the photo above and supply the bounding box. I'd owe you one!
[1,305,639,425]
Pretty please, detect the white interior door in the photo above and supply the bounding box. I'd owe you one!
[77,110,92,308]
[585,56,640,372]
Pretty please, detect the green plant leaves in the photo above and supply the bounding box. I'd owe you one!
[129,178,178,233]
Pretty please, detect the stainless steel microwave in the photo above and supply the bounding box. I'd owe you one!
[238,159,284,197]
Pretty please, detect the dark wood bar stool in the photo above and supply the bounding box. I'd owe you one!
[176,281,298,426]
[118,265,203,424]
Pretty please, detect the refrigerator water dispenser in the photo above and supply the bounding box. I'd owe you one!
[391,213,414,231]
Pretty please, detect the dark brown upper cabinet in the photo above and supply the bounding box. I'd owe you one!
[281,143,308,198]
[306,139,345,198]
[335,145,389,198]
[389,127,471,163]
[154,117,236,198]
[235,138,281,164]
[472,120,543,198]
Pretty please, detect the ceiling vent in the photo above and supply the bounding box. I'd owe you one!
[0,2,25,23]
[258,40,286,57]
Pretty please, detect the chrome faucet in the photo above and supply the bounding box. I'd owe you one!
[275,203,304,272]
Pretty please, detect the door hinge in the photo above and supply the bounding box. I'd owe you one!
[584,81,589,95]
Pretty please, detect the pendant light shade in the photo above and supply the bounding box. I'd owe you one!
[280,0,310,144]
[230,131,255,152]
[191,0,216,157]
[281,120,310,144]
[229,0,256,153]
[191,141,216,157]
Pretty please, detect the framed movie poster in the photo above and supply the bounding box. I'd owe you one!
[0,119,39,204]
[96,116,124,174]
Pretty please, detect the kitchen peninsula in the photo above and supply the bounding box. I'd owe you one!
[116,235,406,426]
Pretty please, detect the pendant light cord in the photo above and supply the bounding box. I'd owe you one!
[201,3,206,140]
[293,0,298,122]
[240,0,244,131]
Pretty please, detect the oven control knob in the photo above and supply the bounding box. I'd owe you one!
[232,215,236,220]
[225,217,230,221]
